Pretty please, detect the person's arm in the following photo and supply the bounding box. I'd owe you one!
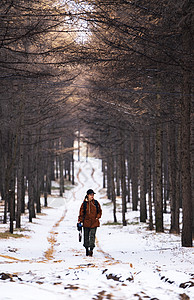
[78,202,84,223]
[96,202,102,219]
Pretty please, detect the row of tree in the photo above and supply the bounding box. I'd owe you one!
[0,0,193,248]
[76,0,193,247]
[0,0,79,231]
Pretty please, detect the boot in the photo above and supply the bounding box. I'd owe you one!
[86,248,89,256]
[89,248,93,257]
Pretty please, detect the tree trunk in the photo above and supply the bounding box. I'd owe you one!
[127,139,131,203]
[55,140,59,179]
[28,134,36,222]
[147,130,153,230]
[109,153,117,222]
[180,0,193,247]
[116,154,120,197]
[131,133,138,211]
[72,151,75,185]
[163,129,169,214]
[21,167,25,214]
[67,155,71,181]
[9,190,14,234]
[44,192,48,207]
[16,133,24,228]
[152,133,156,208]
[107,157,111,199]
[4,132,16,225]
[139,131,147,222]
[155,125,164,232]
[86,145,88,162]
[46,147,52,195]
[59,154,64,197]
[78,127,80,161]
[168,121,180,234]
[191,97,194,237]
[102,159,106,189]
[120,135,127,226]
[35,131,41,214]
[181,74,192,246]
[3,152,8,224]
[0,131,5,201]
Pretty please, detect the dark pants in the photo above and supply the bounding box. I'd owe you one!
[83,227,97,249]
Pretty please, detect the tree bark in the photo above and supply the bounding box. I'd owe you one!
[102,159,106,189]
[131,133,138,211]
[72,151,75,185]
[16,133,24,228]
[127,139,131,203]
[28,133,36,222]
[163,129,169,214]
[155,125,164,232]
[147,130,153,230]
[107,157,111,199]
[168,121,180,234]
[180,0,193,247]
[181,73,192,246]
[109,153,117,222]
[120,135,127,226]
[116,154,121,197]
[9,190,14,234]
[59,154,64,197]
[139,131,147,222]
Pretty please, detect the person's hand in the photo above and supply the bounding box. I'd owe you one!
[77,222,82,231]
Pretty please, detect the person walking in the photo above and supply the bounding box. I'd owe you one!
[78,189,102,257]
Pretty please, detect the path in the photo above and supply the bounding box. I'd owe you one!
[0,158,193,300]
[0,159,134,300]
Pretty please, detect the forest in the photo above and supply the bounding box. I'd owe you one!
[0,0,193,247]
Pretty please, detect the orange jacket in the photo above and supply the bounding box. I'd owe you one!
[78,199,102,228]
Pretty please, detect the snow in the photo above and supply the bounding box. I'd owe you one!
[0,156,193,300]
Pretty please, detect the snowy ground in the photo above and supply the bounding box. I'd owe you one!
[0,157,193,300]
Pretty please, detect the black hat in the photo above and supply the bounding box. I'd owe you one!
[87,189,96,195]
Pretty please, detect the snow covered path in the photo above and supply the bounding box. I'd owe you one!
[0,158,193,300]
